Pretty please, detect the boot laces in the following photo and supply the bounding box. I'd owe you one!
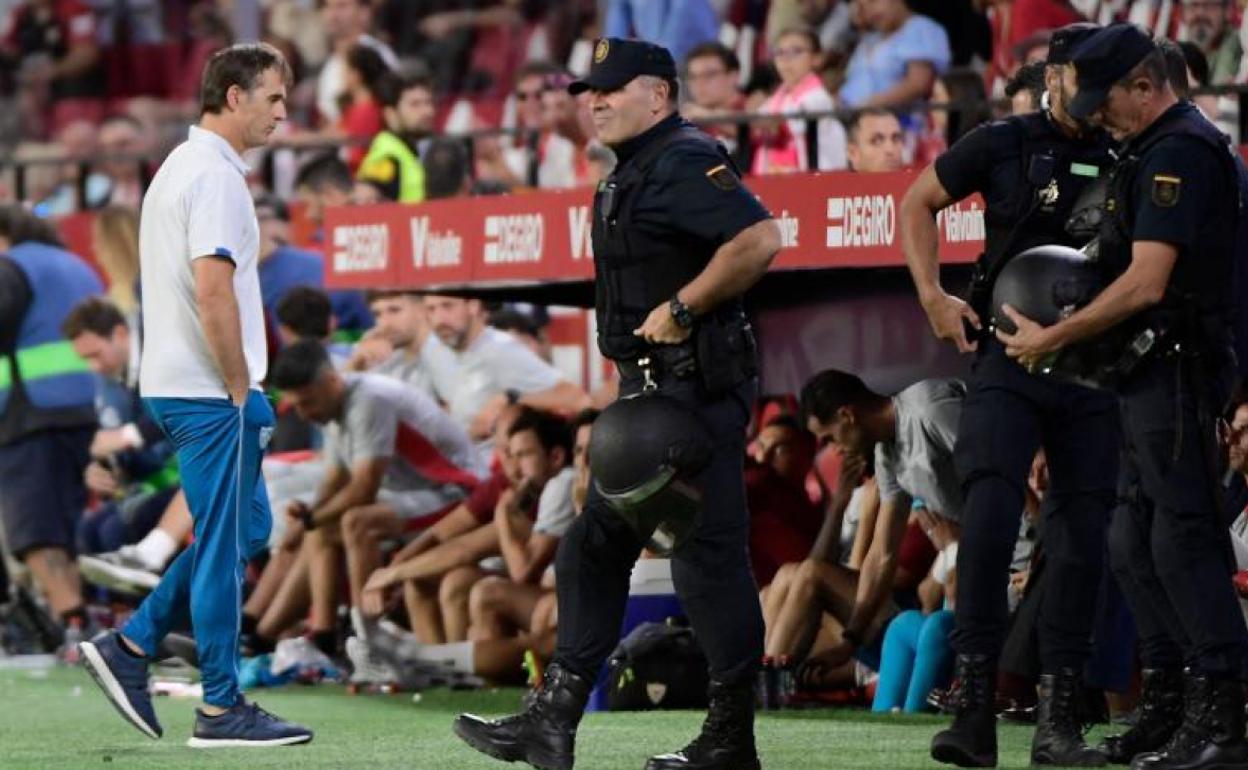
[953,661,989,714]
[681,690,747,755]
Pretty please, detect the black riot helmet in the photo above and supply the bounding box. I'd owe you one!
[991,244,1104,335]
[590,393,714,555]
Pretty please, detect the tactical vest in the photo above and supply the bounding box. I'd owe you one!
[0,242,101,446]
[1099,104,1239,344]
[592,125,744,361]
[968,112,1113,318]
[360,131,425,203]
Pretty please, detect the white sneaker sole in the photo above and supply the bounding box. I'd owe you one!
[79,556,160,595]
[79,641,160,740]
[187,734,313,748]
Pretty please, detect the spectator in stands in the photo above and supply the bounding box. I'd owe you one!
[254,192,372,334]
[0,204,101,644]
[839,0,951,118]
[537,71,607,188]
[747,415,822,587]
[316,0,397,127]
[33,118,96,215]
[986,0,1082,93]
[477,61,564,190]
[347,290,435,395]
[909,0,992,68]
[266,340,487,659]
[91,205,141,321]
[752,28,849,174]
[1005,60,1047,115]
[604,0,719,65]
[355,405,529,645]
[1,0,104,137]
[420,294,589,445]
[92,114,149,210]
[425,137,475,198]
[1173,38,1222,123]
[439,410,574,642]
[357,72,436,203]
[1183,0,1242,84]
[294,152,354,231]
[767,0,857,63]
[333,44,392,172]
[845,108,906,172]
[765,370,964,684]
[683,42,749,164]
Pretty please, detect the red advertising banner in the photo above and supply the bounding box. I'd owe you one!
[317,170,987,291]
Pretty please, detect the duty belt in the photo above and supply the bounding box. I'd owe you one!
[614,344,698,388]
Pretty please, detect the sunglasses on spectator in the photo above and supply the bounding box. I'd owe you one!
[774,46,813,59]
[515,88,547,102]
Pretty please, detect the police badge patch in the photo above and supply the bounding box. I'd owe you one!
[705,164,738,190]
[1151,174,1181,207]
[594,39,610,64]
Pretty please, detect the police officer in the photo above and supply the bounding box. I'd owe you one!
[1000,23,1248,770]
[900,23,1120,768]
[0,205,101,640]
[452,38,781,770]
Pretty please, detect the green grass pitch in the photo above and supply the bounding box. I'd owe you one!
[0,667,1113,769]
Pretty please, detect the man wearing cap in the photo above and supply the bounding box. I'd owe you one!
[901,22,1119,768]
[1000,23,1248,770]
[452,38,782,770]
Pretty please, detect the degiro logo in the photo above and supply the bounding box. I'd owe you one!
[568,205,594,260]
[826,195,895,248]
[332,224,389,272]
[484,214,544,264]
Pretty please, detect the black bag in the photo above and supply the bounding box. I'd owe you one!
[604,621,710,711]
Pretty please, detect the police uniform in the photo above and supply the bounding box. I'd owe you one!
[1065,24,1248,769]
[926,23,1123,769]
[452,39,773,770]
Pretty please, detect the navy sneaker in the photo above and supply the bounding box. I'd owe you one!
[187,698,313,748]
[78,631,162,739]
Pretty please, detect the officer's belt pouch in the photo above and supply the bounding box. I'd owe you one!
[695,316,758,397]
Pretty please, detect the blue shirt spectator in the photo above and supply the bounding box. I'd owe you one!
[838,10,951,110]
[604,0,720,65]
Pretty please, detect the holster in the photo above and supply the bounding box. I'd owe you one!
[694,314,758,397]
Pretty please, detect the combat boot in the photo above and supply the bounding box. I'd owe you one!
[1130,672,1248,770]
[931,654,998,767]
[645,678,761,770]
[453,662,592,770]
[1031,669,1107,766]
[1101,668,1184,764]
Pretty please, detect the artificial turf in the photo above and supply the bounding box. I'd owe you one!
[0,666,1112,769]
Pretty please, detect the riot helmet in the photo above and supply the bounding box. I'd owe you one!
[589,393,714,555]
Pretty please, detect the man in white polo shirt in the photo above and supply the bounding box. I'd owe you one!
[78,43,312,748]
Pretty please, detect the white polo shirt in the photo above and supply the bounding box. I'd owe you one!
[139,125,267,398]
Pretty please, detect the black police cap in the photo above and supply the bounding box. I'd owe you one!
[1046,22,1100,66]
[568,38,677,95]
[1068,23,1158,120]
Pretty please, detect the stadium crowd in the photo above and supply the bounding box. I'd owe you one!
[6,0,1248,759]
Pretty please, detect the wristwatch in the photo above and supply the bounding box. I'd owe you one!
[669,295,695,329]
[299,507,317,531]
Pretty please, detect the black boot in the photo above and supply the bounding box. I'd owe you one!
[1101,668,1184,765]
[1129,672,1248,770]
[931,654,998,768]
[645,678,760,770]
[1031,670,1108,766]
[452,662,592,770]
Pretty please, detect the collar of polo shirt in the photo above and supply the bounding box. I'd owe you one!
[188,125,251,176]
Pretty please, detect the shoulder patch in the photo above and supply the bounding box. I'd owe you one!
[1151,174,1181,207]
[705,163,738,191]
